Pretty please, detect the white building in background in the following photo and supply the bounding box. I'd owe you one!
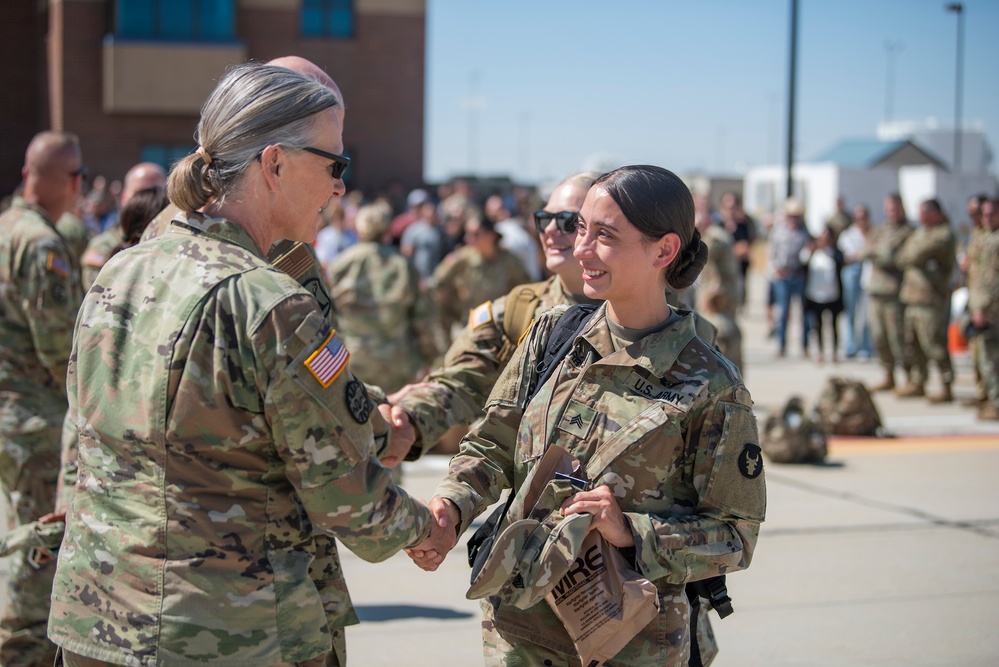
[743,122,997,234]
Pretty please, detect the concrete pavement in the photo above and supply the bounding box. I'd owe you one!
[3,271,998,665]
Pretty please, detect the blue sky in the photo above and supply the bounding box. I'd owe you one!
[424,0,999,185]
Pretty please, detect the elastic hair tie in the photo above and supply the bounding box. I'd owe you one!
[196,146,213,166]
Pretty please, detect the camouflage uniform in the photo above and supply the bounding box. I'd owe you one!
[431,245,532,344]
[325,242,439,393]
[863,220,913,384]
[968,228,999,413]
[397,276,594,456]
[694,224,743,370]
[48,212,431,666]
[79,223,122,291]
[0,196,83,667]
[896,223,957,390]
[964,226,988,400]
[437,303,765,666]
[137,203,180,244]
[55,212,92,261]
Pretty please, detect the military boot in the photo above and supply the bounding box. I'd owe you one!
[868,374,895,393]
[895,382,925,398]
[977,403,999,421]
[927,384,953,404]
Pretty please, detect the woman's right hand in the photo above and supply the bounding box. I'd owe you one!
[405,497,460,571]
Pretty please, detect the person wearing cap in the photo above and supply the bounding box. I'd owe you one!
[410,165,765,666]
[430,215,532,346]
[767,197,812,357]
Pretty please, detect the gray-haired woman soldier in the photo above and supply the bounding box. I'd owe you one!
[49,63,449,667]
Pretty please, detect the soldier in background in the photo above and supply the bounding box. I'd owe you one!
[80,162,166,290]
[865,193,914,393]
[968,198,999,420]
[895,199,957,402]
[694,204,743,371]
[431,216,531,346]
[959,194,990,406]
[326,201,440,393]
[0,131,85,667]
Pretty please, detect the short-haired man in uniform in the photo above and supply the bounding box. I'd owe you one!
[0,131,86,667]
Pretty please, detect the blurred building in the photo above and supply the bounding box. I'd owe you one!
[0,0,426,197]
[744,123,997,233]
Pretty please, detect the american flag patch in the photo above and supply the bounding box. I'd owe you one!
[469,301,493,329]
[46,253,70,279]
[305,330,350,387]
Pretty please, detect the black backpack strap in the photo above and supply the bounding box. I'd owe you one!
[523,303,598,406]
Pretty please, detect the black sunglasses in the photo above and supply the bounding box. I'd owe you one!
[69,165,88,181]
[533,210,579,234]
[300,146,350,180]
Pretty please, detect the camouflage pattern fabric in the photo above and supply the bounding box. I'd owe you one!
[897,224,957,386]
[55,212,92,261]
[436,303,765,666]
[968,229,999,408]
[863,220,913,297]
[137,202,180,243]
[0,196,84,667]
[761,397,827,464]
[813,377,882,436]
[325,242,439,393]
[397,276,589,454]
[48,211,430,665]
[897,224,956,308]
[79,224,123,291]
[868,296,909,378]
[695,224,740,319]
[431,245,532,344]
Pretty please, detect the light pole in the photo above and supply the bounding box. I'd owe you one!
[785,0,799,199]
[884,40,904,124]
[945,3,964,172]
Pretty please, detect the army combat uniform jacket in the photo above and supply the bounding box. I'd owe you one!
[325,241,439,393]
[863,221,913,297]
[437,303,766,666]
[399,275,591,455]
[49,213,430,666]
[897,224,957,308]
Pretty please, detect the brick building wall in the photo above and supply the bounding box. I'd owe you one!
[1,0,426,199]
[0,2,48,197]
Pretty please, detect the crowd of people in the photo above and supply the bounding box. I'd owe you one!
[761,191,999,419]
[0,56,771,667]
[1,51,996,667]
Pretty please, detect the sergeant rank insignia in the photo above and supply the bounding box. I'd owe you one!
[305,330,350,387]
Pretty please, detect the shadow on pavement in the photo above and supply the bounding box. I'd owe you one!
[355,603,476,622]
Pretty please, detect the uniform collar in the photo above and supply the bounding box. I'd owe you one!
[579,302,698,377]
[11,196,57,227]
[170,210,267,259]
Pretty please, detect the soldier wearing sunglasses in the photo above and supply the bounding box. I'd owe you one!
[384,172,601,462]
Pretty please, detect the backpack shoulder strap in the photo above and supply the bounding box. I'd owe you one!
[523,303,599,405]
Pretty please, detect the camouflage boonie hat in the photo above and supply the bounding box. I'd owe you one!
[762,396,827,463]
[467,476,594,610]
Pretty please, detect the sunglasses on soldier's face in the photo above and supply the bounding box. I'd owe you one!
[533,210,579,234]
[300,146,350,180]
